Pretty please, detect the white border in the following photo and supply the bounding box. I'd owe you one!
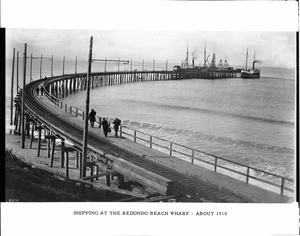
[1,1,299,31]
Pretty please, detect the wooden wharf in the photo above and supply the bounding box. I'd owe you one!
[13,69,292,203]
[43,68,240,99]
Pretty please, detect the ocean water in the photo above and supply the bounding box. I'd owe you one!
[5,59,296,190]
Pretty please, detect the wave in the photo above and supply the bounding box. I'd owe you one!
[262,76,295,81]
[123,99,294,126]
[122,119,294,155]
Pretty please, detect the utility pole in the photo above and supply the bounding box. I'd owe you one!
[30,53,33,82]
[63,55,65,75]
[21,43,27,149]
[104,57,107,72]
[51,55,53,76]
[130,59,132,71]
[153,59,155,71]
[166,60,168,72]
[10,48,15,125]
[17,51,19,92]
[75,56,78,74]
[40,54,43,79]
[82,36,93,178]
[142,59,144,71]
[118,58,120,72]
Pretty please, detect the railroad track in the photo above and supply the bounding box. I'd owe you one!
[23,77,249,202]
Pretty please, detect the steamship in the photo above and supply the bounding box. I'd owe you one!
[241,49,260,79]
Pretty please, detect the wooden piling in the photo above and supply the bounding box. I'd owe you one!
[13,103,18,126]
[36,126,43,157]
[60,137,65,167]
[25,114,30,136]
[65,151,69,178]
[46,130,51,158]
[29,121,35,149]
[50,136,56,167]
[105,169,111,186]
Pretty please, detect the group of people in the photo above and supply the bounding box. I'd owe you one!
[36,86,45,96]
[88,109,121,138]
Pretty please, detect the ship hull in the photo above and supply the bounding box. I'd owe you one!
[241,70,260,79]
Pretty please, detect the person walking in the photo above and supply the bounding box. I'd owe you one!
[36,87,40,95]
[113,118,121,138]
[100,118,109,137]
[40,86,45,96]
[88,109,96,127]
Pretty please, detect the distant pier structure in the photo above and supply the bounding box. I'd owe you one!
[171,66,240,80]
[172,45,241,79]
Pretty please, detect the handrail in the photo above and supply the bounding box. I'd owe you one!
[41,74,294,196]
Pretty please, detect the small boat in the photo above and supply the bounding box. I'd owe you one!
[241,49,260,79]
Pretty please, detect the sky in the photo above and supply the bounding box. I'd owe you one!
[6,29,296,68]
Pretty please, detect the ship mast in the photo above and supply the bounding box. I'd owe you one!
[245,48,249,70]
[204,44,206,67]
[252,51,256,70]
[186,44,189,69]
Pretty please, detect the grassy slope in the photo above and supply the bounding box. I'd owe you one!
[5,149,128,202]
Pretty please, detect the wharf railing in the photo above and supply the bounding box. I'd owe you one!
[43,79,294,197]
[120,126,294,196]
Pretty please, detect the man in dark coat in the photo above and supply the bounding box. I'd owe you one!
[40,86,45,96]
[36,87,40,95]
[113,118,121,138]
[88,109,96,127]
[100,118,109,137]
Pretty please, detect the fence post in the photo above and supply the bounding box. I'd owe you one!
[70,106,72,114]
[134,131,136,142]
[214,157,218,172]
[191,149,194,164]
[150,136,152,149]
[280,177,285,195]
[246,167,250,183]
[119,125,122,138]
[60,102,63,109]
[65,104,67,112]
[170,142,173,156]
[76,108,78,117]
[82,111,85,120]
